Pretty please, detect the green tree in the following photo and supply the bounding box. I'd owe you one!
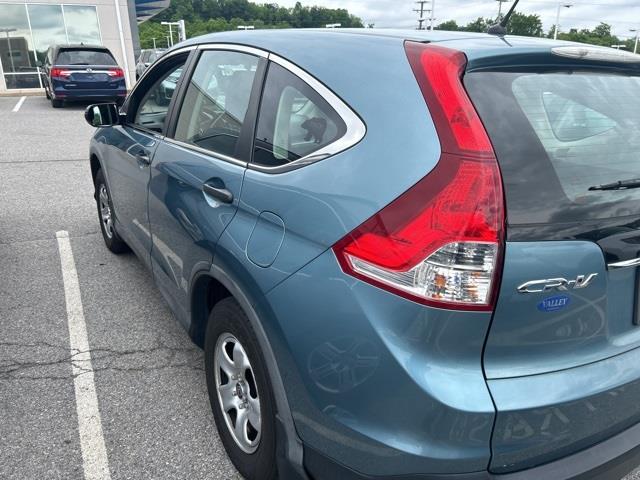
[435,20,460,31]
[507,12,543,37]
[139,0,363,49]
[464,17,492,33]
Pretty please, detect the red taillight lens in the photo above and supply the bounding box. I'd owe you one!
[108,68,124,78]
[332,43,504,311]
[51,68,70,79]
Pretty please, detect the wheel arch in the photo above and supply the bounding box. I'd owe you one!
[189,264,308,480]
[90,152,102,188]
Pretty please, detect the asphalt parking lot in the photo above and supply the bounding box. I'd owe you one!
[0,95,240,479]
[1,94,640,480]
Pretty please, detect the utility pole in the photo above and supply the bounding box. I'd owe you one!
[496,0,510,21]
[152,37,156,50]
[630,28,639,54]
[414,1,435,31]
[553,3,573,40]
[414,1,427,30]
[429,0,435,31]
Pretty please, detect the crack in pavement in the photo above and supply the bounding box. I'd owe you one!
[0,342,204,381]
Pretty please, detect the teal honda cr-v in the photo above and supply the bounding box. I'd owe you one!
[85,26,640,480]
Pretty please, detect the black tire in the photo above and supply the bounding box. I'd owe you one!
[95,169,129,254]
[51,97,63,108]
[204,298,277,480]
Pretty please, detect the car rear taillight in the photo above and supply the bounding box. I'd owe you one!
[332,43,504,311]
[107,68,124,78]
[51,68,71,79]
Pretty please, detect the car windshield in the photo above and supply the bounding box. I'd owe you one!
[465,70,640,225]
[56,49,116,66]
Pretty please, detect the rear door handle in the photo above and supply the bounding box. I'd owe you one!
[203,182,233,204]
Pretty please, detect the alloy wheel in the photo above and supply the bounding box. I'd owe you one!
[214,333,262,454]
[99,184,114,239]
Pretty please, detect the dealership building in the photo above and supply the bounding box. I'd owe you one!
[0,0,169,94]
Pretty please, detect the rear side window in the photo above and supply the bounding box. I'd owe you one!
[56,49,116,66]
[466,71,640,225]
[252,62,346,168]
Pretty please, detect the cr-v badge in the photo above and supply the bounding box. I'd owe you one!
[517,274,598,294]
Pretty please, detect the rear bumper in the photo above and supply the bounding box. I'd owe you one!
[488,344,640,473]
[305,419,640,479]
[52,89,127,102]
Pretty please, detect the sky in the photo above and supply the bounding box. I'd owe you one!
[275,0,640,40]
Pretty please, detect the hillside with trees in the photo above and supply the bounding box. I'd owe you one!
[140,0,364,48]
[141,2,637,53]
[436,13,637,51]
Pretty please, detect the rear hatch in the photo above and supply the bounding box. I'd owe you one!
[53,48,121,89]
[464,47,640,471]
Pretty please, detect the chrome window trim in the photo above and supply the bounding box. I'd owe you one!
[249,52,367,174]
[130,42,365,172]
[130,45,196,94]
[164,137,248,168]
[198,43,268,58]
[608,257,640,269]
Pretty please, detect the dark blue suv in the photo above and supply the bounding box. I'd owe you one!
[43,45,127,108]
[84,30,640,480]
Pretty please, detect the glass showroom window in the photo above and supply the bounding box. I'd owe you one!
[28,5,67,64]
[0,4,102,90]
[64,5,102,45]
[0,4,39,89]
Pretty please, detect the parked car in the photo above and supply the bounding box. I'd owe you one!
[84,29,640,480]
[135,48,165,80]
[42,44,126,108]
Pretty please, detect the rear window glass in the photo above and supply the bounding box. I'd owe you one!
[465,71,640,225]
[56,49,116,66]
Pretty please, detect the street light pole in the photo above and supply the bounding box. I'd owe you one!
[554,3,573,40]
[496,0,511,21]
[631,29,639,54]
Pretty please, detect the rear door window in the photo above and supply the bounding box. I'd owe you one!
[465,71,640,225]
[56,49,116,66]
[173,50,259,158]
[252,62,346,168]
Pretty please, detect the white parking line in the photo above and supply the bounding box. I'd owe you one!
[56,230,112,480]
[12,96,26,112]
